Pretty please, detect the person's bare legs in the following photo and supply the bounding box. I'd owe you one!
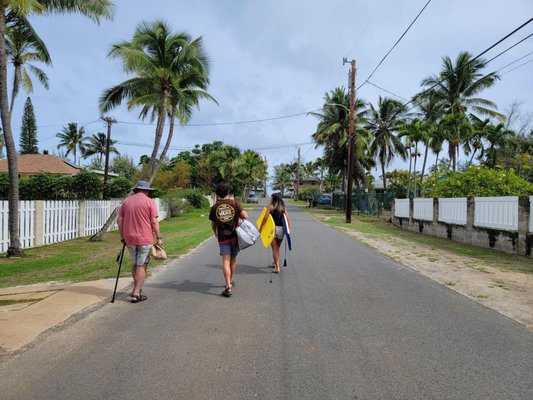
[132,264,147,296]
[271,239,281,272]
[230,255,237,286]
[222,254,232,293]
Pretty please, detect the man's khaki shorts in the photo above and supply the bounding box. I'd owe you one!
[127,244,152,266]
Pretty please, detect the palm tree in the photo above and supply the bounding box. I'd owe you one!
[84,131,119,164]
[481,122,515,168]
[0,1,113,256]
[400,119,427,198]
[366,96,407,194]
[101,21,213,184]
[309,87,367,189]
[56,122,88,165]
[315,157,328,191]
[236,150,267,199]
[302,161,317,180]
[6,22,51,115]
[420,51,504,172]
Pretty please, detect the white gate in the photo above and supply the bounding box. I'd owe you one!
[413,199,433,221]
[439,198,467,225]
[85,200,111,236]
[394,199,410,218]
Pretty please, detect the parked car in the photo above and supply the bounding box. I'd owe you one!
[246,193,259,203]
[318,195,332,205]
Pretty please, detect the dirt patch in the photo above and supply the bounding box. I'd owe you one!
[335,226,533,329]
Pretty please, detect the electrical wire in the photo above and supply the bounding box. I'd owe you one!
[502,57,533,75]
[357,0,433,91]
[365,80,408,101]
[495,50,533,72]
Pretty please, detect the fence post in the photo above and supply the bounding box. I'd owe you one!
[409,197,414,225]
[78,201,86,238]
[466,196,475,244]
[34,201,44,247]
[517,196,529,256]
[433,198,439,224]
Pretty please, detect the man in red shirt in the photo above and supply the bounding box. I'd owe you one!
[118,181,163,303]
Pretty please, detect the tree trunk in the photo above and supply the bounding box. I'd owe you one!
[413,143,419,198]
[434,150,440,171]
[407,150,412,199]
[381,161,387,195]
[149,106,175,185]
[140,91,168,182]
[9,66,19,116]
[89,206,120,241]
[468,148,477,167]
[0,11,22,256]
[420,145,429,183]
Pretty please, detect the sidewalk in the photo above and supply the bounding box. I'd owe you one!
[0,278,131,355]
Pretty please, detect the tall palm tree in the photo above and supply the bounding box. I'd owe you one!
[366,96,407,194]
[314,157,328,191]
[309,87,367,188]
[84,131,119,164]
[56,122,88,165]
[0,1,114,256]
[101,21,211,184]
[6,22,50,115]
[236,150,267,199]
[481,122,515,168]
[420,51,504,172]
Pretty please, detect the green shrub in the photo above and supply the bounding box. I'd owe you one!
[0,173,9,199]
[423,166,533,197]
[163,189,192,217]
[67,170,103,199]
[298,188,321,202]
[105,177,132,198]
[183,188,210,208]
[20,173,65,200]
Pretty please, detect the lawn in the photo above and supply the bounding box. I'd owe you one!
[0,208,213,288]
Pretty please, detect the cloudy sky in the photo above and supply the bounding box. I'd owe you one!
[11,0,533,178]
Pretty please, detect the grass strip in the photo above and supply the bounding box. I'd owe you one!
[0,208,213,288]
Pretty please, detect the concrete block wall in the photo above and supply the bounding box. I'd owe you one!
[392,196,532,258]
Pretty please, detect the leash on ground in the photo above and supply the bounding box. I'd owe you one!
[111,243,126,303]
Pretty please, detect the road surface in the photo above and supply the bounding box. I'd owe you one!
[1,204,532,399]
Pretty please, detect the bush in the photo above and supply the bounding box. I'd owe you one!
[105,177,132,198]
[67,170,103,199]
[298,188,321,201]
[0,173,9,199]
[183,188,210,208]
[20,173,66,200]
[163,189,192,217]
[423,166,533,197]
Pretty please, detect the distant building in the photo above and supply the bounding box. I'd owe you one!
[0,154,118,179]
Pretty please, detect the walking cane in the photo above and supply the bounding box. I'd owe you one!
[111,243,126,303]
[283,240,287,267]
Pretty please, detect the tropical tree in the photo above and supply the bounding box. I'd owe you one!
[480,122,516,168]
[0,1,114,256]
[400,119,427,198]
[366,96,407,194]
[84,131,119,164]
[110,154,138,181]
[19,96,38,154]
[309,87,368,189]
[272,163,293,196]
[56,122,88,165]
[6,21,50,115]
[235,150,267,199]
[100,21,214,185]
[302,161,317,180]
[314,157,328,191]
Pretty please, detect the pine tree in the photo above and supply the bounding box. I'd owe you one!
[19,97,38,154]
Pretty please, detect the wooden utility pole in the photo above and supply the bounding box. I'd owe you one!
[101,116,117,188]
[295,147,301,200]
[345,59,356,223]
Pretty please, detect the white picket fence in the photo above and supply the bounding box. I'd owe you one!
[0,198,167,252]
[439,198,467,225]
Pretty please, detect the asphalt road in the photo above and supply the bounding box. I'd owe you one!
[1,204,532,400]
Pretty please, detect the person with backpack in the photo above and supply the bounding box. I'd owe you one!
[209,183,248,297]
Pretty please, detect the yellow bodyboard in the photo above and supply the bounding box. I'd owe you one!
[256,207,275,248]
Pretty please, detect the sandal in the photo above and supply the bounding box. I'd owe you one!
[131,294,148,303]
[272,270,280,274]
[221,287,232,297]
[231,281,235,288]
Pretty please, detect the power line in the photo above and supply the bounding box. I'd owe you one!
[366,80,408,101]
[116,112,309,127]
[404,17,533,110]
[502,58,533,75]
[485,32,533,64]
[357,0,433,91]
[495,50,533,72]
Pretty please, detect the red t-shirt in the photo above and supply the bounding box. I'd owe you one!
[118,193,159,245]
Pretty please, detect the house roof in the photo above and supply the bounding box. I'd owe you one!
[0,154,80,175]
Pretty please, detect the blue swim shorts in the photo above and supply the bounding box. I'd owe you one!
[219,241,239,256]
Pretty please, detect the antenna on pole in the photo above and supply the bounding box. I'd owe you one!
[342,57,348,65]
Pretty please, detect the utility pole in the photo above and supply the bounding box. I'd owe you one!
[344,58,356,223]
[295,147,301,200]
[101,116,117,189]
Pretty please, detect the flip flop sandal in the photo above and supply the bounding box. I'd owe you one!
[131,294,148,303]
[221,288,232,297]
